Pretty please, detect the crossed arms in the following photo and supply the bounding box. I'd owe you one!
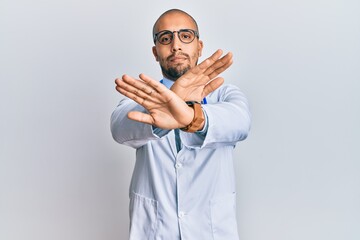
[114,49,233,130]
[111,50,251,148]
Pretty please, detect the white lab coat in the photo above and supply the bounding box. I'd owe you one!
[111,82,251,240]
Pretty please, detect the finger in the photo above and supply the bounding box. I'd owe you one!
[203,52,233,77]
[128,111,154,125]
[115,78,131,93]
[120,75,162,105]
[116,85,149,107]
[208,49,224,62]
[202,77,224,98]
[139,73,168,93]
[122,74,154,95]
[118,77,156,101]
[115,77,122,86]
[184,51,231,86]
[207,57,233,80]
[191,49,223,74]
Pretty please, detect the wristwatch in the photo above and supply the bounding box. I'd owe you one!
[180,101,205,133]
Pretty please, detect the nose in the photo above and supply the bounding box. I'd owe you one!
[171,32,182,52]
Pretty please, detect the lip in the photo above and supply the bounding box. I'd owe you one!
[169,56,187,62]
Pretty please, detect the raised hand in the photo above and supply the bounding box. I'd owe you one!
[170,49,233,102]
[115,74,194,129]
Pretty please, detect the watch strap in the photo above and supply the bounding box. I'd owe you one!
[180,101,205,133]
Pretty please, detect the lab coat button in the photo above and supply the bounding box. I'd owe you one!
[175,162,183,169]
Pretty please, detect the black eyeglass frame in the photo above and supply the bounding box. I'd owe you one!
[153,29,199,45]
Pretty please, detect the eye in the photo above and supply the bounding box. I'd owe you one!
[158,32,172,44]
[160,37,169,43]
[179,30,195,42]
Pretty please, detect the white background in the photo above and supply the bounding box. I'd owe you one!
[1,0,359,239]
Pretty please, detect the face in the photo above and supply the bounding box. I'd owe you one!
[152,12,203,81]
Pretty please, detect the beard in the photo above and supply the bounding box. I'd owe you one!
[160,64,191,80]
[160,52,198,80]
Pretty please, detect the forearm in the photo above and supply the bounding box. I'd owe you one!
[110,98,165,148]
[180,84,251,148]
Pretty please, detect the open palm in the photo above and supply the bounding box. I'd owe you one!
[115,74,194,129]
[170,49,233,102]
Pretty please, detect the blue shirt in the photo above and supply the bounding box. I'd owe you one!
[111,79,251,240]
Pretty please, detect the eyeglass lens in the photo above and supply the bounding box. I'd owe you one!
[157,30,196,45]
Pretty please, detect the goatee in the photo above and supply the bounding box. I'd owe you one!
[161,65,191,80]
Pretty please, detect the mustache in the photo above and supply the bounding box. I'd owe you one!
[167,52,190,61]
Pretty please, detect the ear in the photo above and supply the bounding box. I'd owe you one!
[152,46,159,62]
[198,40,204,57]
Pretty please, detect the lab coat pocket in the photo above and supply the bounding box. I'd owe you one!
[210,192,239,240]
[129,192,158,240]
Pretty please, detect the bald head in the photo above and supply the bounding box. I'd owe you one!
[151,9,203,80]
[152,9,199,39]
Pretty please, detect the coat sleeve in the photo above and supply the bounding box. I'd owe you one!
[180,84,251,148]
[110,98,170,149]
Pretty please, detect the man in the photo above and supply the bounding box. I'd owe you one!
[111,9,251,240]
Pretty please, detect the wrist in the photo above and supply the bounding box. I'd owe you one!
[180,101,205,133]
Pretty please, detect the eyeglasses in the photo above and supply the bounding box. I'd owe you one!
[153,29,199,45]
